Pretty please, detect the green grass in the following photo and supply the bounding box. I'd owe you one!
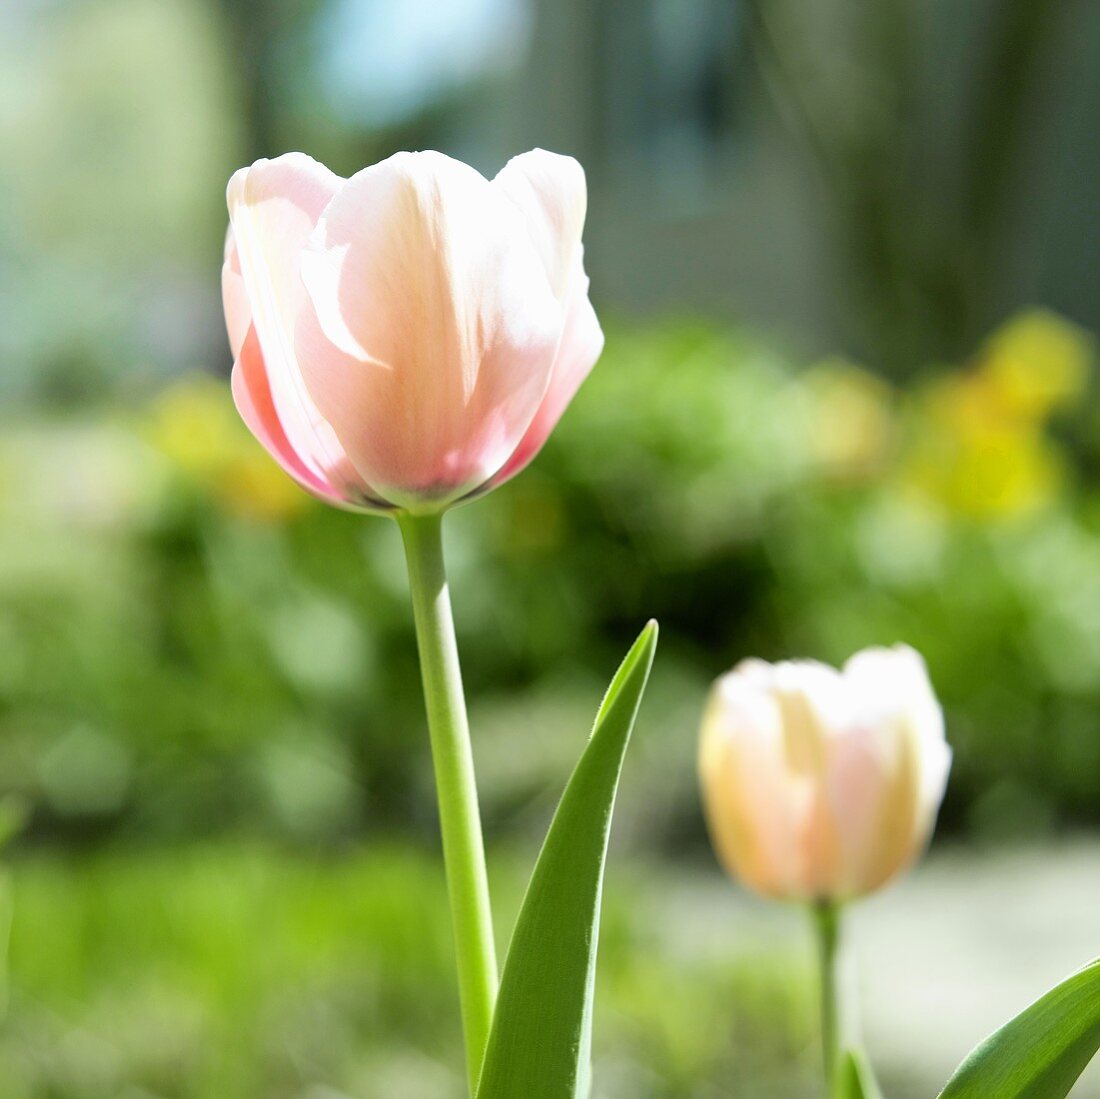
[0,842,815,1099]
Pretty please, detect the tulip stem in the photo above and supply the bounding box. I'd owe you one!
[813,899,843,1097]
[398,511,498,1096]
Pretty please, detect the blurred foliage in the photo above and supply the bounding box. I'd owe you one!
[0,844,814,1099]
[0,309,1097,854]
[0,0,241,399]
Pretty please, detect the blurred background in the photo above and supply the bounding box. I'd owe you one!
[0,0,1099,1096]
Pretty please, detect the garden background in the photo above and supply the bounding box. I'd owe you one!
[1,0,1099,1096]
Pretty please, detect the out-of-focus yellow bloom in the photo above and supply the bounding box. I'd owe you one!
[898,309,1093,521]
[149,374,309,522]
[805,359,895,482]
[902,371,1064,520]
[904,417,1061,521]
[979,309,1093,422]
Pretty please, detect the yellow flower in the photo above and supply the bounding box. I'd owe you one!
[896,310,1093,521]
[902,370,1063,520]
[805,359,895,482]
[979,309,1093,421]
[905,422,1061,521]
[148,374,309,522]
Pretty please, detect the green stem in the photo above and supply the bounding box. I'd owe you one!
[813,899,842,1098]
[398,511,498,1095]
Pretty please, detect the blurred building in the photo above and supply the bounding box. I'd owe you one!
[505,0,1100,370]
[217,0,1100,371]
[1,0,1098,393]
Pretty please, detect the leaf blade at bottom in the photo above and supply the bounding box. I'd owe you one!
[476,622,659,1099]
[938,957,1100,1099]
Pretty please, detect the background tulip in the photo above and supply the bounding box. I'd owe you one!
[698,645,951,903]
[222,148,604,513]
[700,645,951,1095]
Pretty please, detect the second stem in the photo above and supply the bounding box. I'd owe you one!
[813,898,842,1097]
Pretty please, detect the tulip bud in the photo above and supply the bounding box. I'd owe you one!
[698,646,951,902]
[222,149,604,513]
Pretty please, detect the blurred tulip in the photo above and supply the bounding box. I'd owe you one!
[699,645,950,902]
[222,149,603,514]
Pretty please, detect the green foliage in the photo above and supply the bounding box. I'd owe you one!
[0,797,28,853]
[0,0,241,398]
[1,315,1099,851]
[0,844,813,1099]
[477,623,657,1099]
[938,959,1100,1099]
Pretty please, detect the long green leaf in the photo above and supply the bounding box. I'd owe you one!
[836,1048,883,1099]
[939,958,1100,1098]
[476,621,659,1099]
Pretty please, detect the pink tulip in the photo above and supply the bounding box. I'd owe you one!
[699,646,951,902]
[222,149,604,512]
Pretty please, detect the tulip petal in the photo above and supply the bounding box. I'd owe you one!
[701,674,806,897]
[487,258,604,489]
[222,230,251,361]
[227,153,352,491]
[843,646,951,821]
[299,151,563,508]
[829,647,949,897]
[824,725,904,896]
[493,149,587,300]
[230,325,351,506]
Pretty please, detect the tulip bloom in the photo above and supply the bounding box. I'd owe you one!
[222,149,603,513]
[699,645,951,903]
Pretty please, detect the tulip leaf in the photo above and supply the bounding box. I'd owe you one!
[475,621,658,1099]
[938,957,1100,1098]
[835,1048,883,1099]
